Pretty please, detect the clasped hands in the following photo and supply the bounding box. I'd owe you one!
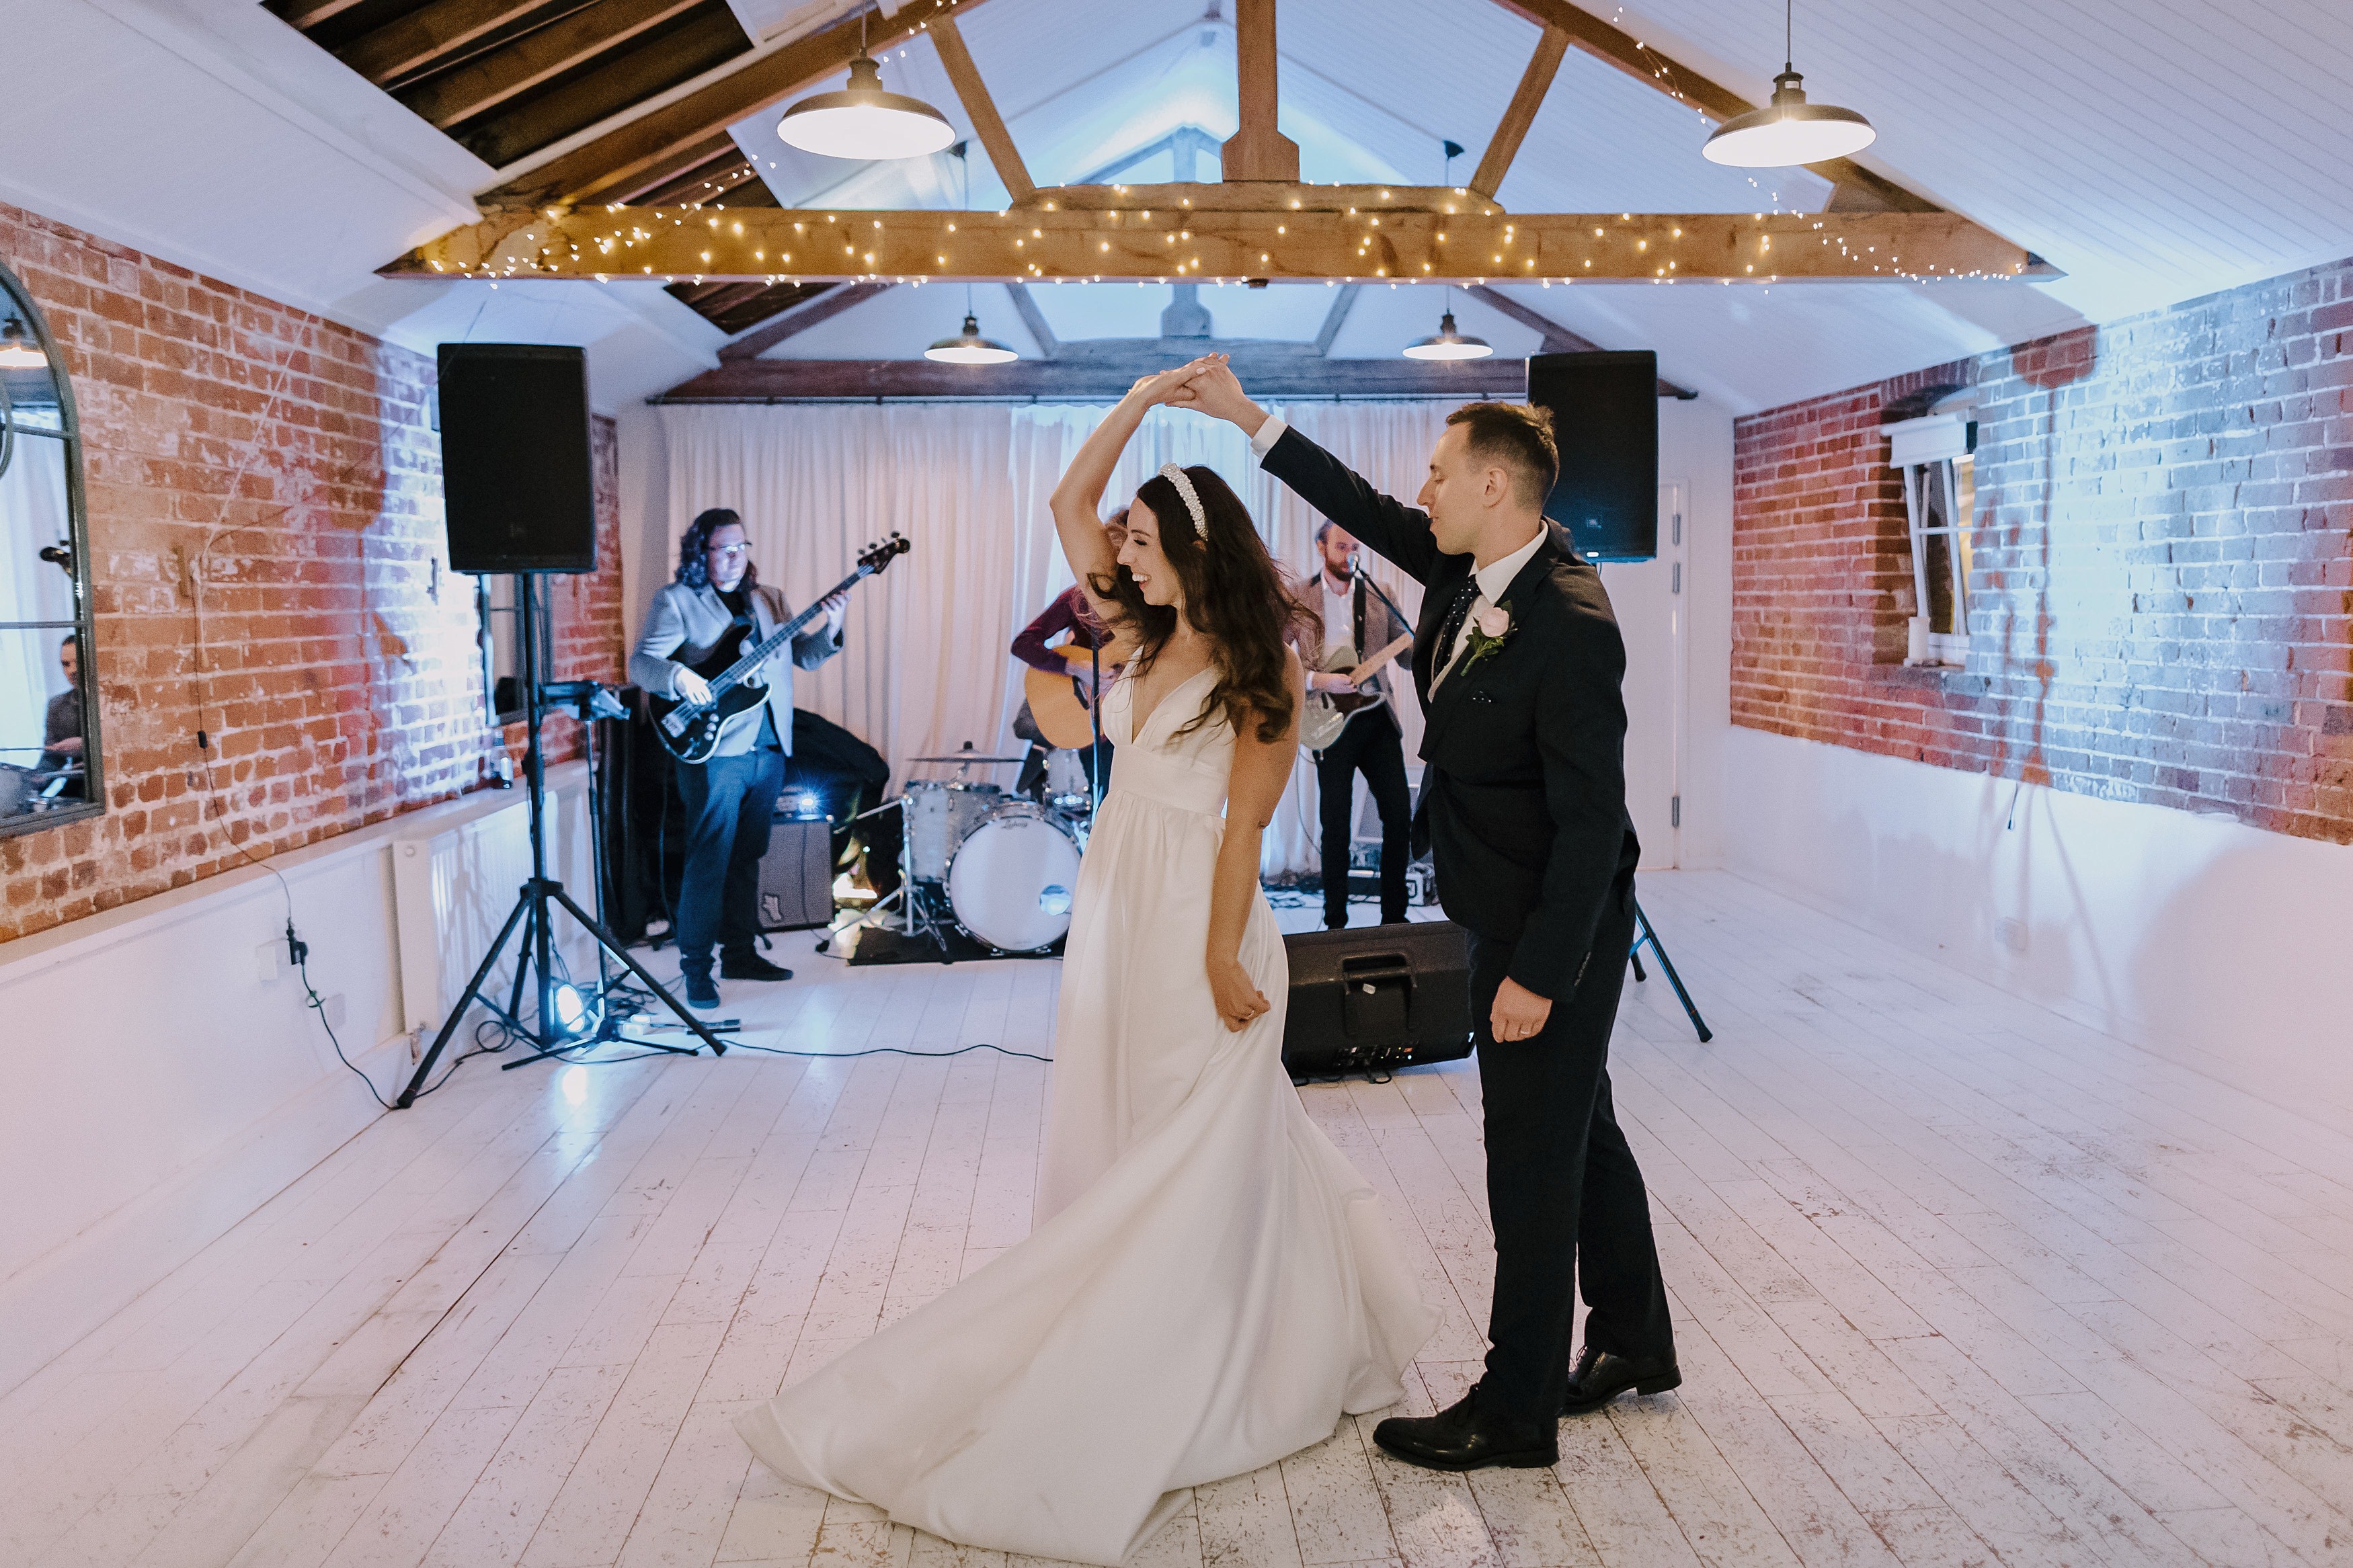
[1127,354,1261,427]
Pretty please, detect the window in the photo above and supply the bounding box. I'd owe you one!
[1888,411,1976,666]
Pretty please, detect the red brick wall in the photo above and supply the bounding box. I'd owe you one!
[1732,257,2353,843]
[0,200,625,941]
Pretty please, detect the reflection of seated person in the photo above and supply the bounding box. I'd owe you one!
[1010,513,1125,801]
[40,632,85,796]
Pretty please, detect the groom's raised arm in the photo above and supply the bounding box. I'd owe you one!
[1183,360,1441,583]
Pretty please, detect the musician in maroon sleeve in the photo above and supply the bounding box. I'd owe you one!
[1012,513,1126,799]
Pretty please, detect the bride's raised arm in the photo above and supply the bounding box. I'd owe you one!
[1048,358,1215,622]
[1206,645,1304,1032]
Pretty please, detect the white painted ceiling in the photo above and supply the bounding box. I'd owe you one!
[1,0,2349,412]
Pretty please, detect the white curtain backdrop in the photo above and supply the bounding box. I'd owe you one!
[659,399,1457,874]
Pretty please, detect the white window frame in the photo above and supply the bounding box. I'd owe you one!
[1887,413,1975,666]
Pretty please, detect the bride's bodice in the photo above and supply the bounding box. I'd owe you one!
[1101,664,1232,817]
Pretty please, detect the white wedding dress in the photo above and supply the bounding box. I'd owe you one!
[737,663,1436,1565]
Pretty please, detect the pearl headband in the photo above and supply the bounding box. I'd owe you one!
[1156,462,1207,533]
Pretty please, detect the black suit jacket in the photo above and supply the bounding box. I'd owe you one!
[1264,425,1640,997]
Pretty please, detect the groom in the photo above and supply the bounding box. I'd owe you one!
[1183,362,1676,1469]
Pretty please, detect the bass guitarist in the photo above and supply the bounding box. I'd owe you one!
[630,507,847,1009]
[1307,522,1413,929]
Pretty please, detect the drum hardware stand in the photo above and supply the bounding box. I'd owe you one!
[1628,901,1712,1042]
[395,574,728,1110]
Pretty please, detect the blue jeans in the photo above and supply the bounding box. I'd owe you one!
[674,746,786,974]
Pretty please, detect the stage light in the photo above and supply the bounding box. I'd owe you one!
[1403,309,1492,361]
[0,319,44,369]
[791,789,825,818]
[926,313,1017,364]
[777,52,954,160]
[550,981,594,1035]
[1703,1,1875,167]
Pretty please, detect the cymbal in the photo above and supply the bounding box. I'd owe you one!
[910,753,1028,764]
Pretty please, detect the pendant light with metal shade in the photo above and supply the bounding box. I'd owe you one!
[1702,0,1876,168]
[926,308,1017,364]
[777,15,955,160]
[1403,282,1491,361]
[0,319,46,369]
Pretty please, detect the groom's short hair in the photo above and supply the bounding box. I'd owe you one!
[1446,402,1557,510]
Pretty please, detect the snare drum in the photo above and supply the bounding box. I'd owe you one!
[946,803,1083,953]
[904,780,1002,882]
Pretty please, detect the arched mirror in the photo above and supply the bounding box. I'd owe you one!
[0,261,100,833]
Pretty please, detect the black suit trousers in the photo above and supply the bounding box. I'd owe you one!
[1468,882,1673,1419]
[1314,715,1410,927]
[674,745,787,971]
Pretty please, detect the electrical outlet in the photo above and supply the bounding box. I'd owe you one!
[256,939,289,984]
[1995,917,2028,954]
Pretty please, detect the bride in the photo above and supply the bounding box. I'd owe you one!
[735,361,1437,1566]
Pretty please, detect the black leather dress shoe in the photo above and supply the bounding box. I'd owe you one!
[719,952,794,982]
[1373,1389,1558,1472]
[681,971,721,1010]
[1560,1345,1681,1416]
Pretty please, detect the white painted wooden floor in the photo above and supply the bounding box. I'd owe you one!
[9,870,2353,1568]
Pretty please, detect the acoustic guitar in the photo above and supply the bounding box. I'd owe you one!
[1299,631,1414,753]
[1022,627,1135,750]
[647,534,909,764]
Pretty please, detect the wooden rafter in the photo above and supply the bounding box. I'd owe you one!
[397,0,706,128]
[928,16,1033,205]
[276,0,372,27]
[475,0,996,213]
[1004,284,1059,358]
[717,281,895,360]
[342,0,542,87]
[1313,284,1361,355]
[388,194,2036,284]
[1488,0,1936,213]
[1222,0,1299,183]
[1470,26,1568,200]
[454,6,752,169]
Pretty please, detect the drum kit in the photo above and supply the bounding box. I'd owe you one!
[854,744,1093,956]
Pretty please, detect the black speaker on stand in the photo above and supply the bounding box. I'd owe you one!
[397,346,722,1108]
[1526,349,1660,563]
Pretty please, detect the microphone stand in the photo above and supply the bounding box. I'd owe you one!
[1087,640,1103,817]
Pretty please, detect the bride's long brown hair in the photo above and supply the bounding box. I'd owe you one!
[1089,465,1316,743]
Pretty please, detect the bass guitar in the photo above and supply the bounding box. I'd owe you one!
[649,533,909,764]
[1299,630,1414,753]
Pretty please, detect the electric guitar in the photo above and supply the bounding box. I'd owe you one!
[1021,626,1136,749]
[1299,631,1414,753]
[648,533,909,764]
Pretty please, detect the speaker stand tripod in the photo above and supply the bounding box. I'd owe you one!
[1629,900,1711,1042]
[395,574,727,1108]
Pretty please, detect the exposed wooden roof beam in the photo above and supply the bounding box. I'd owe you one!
[658,351,1532,403]
[1470,26,1568,200]
[1222,0,1298,183]
[343,0,544,87]
[717,281,895,360]
[477,0,994,212]
[1488,0,1938,213]
[276,0,374,29]
[391,198,2039,284]
[398,0,707,128]
[1463,284,1693,397]
[456,6,751,169]
[927,15,1033,205]
[1313,284,1361,355]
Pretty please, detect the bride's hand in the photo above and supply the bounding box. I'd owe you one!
[1127,355,1224,409]
[1207,954,1271,1032]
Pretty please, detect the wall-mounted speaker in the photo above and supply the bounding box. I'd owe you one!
[1526,350,1659,562]
[437,343,596,575]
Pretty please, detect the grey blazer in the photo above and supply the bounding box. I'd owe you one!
[629,579,842,757]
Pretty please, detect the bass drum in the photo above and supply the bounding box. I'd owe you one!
[947,804,1083,954]
[904,780,1001,882]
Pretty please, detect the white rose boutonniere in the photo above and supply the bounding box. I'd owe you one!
[1455,600,1517,680]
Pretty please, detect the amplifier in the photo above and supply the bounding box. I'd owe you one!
[758,815,834,931]
[1281,920,1473,1079]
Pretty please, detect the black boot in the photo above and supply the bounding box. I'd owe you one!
[1560,1345,1681,1417]
[680,967,720,1010]
[720,950,794,982]
[1372,1387,1557,1472]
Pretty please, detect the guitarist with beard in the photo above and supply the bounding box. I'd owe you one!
[631,507,848,1009]
[1306,522,1414,928]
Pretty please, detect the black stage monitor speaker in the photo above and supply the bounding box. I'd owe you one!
[1281,921,1474,1079]
[758,815,835,931]
[1526,350,1658,562]
[438,343,597,574]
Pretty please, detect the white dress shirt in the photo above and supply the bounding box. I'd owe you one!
[1319,575,1355,663]
[1253,412,1543,696]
